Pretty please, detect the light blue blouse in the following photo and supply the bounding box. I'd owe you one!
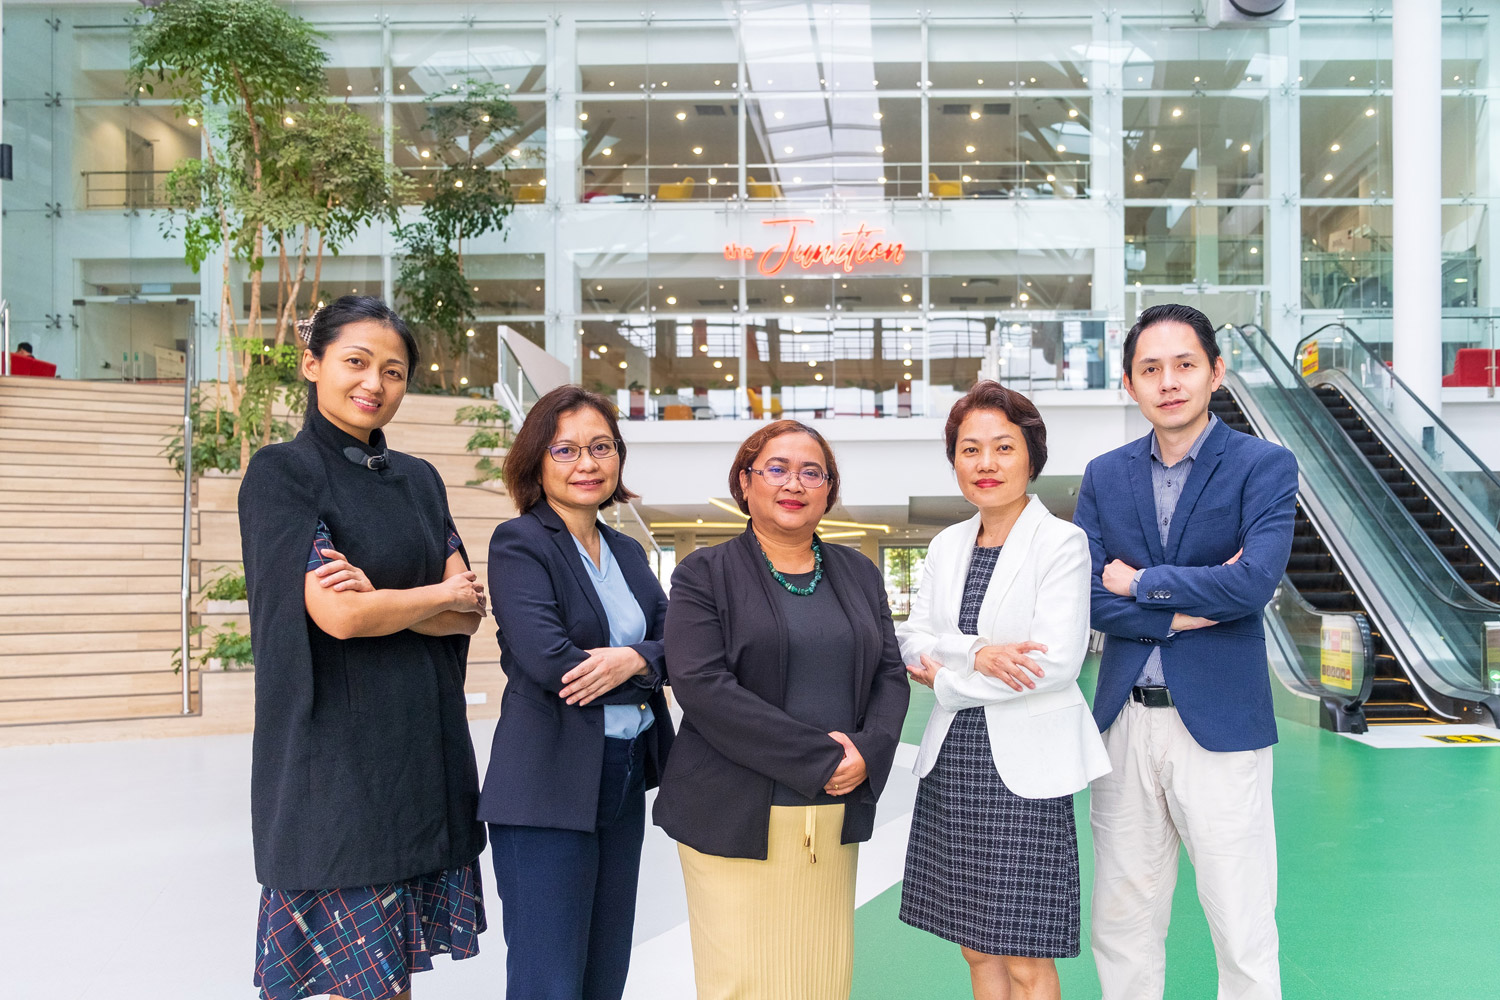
[571,533,655,740]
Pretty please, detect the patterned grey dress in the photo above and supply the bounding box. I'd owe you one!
[897,544,1081,958]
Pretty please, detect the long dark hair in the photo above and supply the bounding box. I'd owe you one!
[302,296,419,423]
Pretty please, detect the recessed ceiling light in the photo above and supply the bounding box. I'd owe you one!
[666,295,677,305]
[1241,143,1251,152]
[784,294,795,303]
[692,146,703,155]
[970,110,981,120]
[1324,172,1334,181]
[1171,107,1183,118]
[1068,108,1079,118]
[579,112,589,121]
[675,111,686,120]
[1134,173,1144,182]
[1331,143,1341,152]
[1152,143,1162,152]
[965,144,975,153]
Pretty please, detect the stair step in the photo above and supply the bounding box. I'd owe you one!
[0,593,180,615]
[0,462,181,483]
[0,648,180,676]
[0,690,197,727]
[0,671,193,701]
[0,629,181,656]
[0,613,183,636]
[0,542,183,560]
[0,559,183,577]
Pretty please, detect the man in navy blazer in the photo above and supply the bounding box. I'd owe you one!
[1074,304,1296,1000]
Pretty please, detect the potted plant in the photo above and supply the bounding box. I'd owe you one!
[202,567,248,614]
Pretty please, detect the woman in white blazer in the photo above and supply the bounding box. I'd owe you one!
[898,381,1110,1000]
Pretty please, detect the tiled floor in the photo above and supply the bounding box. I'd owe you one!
[5,671,1498,999]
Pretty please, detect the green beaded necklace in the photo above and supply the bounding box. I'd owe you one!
[757,536,824,596]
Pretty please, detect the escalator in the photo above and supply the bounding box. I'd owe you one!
[1210,389,1437,725]
[1295,326,1500,611]
[1216,324,1500,730]
[1315,383,1500,602]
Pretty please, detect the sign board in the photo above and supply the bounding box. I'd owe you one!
[1300,340,1319,377]
[1423,734,1500,745]
[724,218,905,276]
[1319,619,1355,691]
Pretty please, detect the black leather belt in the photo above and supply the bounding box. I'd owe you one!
[1131,685,1175,708]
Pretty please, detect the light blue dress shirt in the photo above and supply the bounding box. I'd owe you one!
[571,533,655,739]
[1130,413,1219,687]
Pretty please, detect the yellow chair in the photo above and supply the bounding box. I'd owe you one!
[662,404,694,421]
[928,172,963,198]
[746,175,783,199]
[514,183,546,203]
[746,386,784,419]
[657,177,695,200]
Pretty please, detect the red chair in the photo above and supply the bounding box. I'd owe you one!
[1442,348,1500,387]
[5,353,57,377]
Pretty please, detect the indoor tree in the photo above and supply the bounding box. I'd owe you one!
[395,80,521,391]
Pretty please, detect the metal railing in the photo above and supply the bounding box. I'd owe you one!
[81,169,173,209]
[178,323,195,714]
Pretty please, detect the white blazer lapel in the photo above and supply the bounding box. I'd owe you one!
[971,495,1048,637]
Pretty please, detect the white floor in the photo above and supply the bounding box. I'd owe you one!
[1,720,920,1000]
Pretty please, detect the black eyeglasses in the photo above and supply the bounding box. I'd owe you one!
[547,440,620,463]
[747,463,832,489]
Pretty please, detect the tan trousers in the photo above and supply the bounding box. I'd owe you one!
[1090,701,1281,1000]
[677,804,858,1000]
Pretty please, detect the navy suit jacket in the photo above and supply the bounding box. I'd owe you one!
[477,503,674,831]
[1073,418,1298,752]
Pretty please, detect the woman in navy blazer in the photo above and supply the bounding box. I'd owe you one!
[478,385,673,1000]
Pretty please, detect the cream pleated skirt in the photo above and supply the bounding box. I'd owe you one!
[677,803,858,1000]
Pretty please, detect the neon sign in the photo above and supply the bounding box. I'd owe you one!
[723,218,906,276]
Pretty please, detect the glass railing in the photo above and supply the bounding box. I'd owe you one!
[1296,323,1500,561]
[1297,310,1499,385]
[1221,323,1497,707]
[495,329,541,422]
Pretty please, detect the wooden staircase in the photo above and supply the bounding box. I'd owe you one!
[0,377,196,728]
[0,379,517,744]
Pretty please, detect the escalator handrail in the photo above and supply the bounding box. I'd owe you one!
[1232,323,1494,613]
[1294,321,1500,498]
[1224,326,1496,718]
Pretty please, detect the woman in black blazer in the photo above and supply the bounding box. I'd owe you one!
[654,419,910,1000]
[477,386,673,1000]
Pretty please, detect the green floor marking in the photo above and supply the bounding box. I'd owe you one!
[858,659,1500,998]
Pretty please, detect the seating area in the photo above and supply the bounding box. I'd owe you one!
[656,177,695,200]
[928,172,963,198]
[1442,348,1500,387]
[4,354,56,377]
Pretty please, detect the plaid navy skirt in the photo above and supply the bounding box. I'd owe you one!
[254,861,486,1000]
[899,708,1081,958]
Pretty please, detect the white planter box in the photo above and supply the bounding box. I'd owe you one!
[204,599,248,614]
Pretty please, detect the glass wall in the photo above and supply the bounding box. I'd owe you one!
[3,1,1496,391]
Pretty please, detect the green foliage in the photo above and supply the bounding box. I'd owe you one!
[454,402,512,486]
[163,390,242,474]
[244,102,410,252]
[203,569,248,603]
[172,621,254,673]
[395,80,521,389]
[130,0,326,109]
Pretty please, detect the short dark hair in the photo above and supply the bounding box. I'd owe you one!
[727,419,841,515]
[1123,302,1221,376]
[504,385,637,515]
[944,381,1048,480]
[303,296,419,422]
[15,342,32,354]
